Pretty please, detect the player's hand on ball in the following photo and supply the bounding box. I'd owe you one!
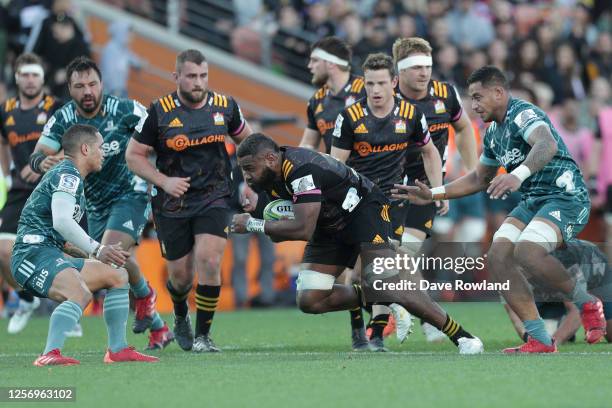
[436,199,449,216]
[240,184,258,212]
[162,176,190,198]
[96,243,130,267]
[391,180,433,205]
[231,213,251,234]
[487,174,521,200]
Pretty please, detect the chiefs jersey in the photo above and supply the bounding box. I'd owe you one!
[306,75,366,153]
[264,146,378,233]
[134,91,245,217]
[0,95,61,191]
[397,79,462,183]
[332,97,430,196]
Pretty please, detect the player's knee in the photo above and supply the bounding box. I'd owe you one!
[0,241,13,259]
[68,285,92,308]
[513,241,547,270]
[297,295,323,314]
[487,243,513,265]
[169,274,192,292]
[107,267,129,288]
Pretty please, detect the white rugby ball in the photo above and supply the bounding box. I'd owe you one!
[263,199,295,221]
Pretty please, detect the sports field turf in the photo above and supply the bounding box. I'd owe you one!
[1,302,611,408]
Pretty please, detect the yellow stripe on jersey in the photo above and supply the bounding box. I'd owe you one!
[282,160,293,179]
[433,81,439,97]
[5,98,17,112]
[347,105,357,122]
[351,78,364,93]
[442,84,448,98]
[159,97,170,112]
[408,103,414,120]
[167,96,176,109]
[399,100,406,118]
[356,103,364,118]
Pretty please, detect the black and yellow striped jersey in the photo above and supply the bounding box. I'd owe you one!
[396,79,463,182]
[306,75,366,153]
[133,91,245,217]
[332,97,429,196]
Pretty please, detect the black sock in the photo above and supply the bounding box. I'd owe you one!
[195,285,220,336]
[370,314,389,339]
[17,290,34,303]
[1,288,8,304]
[349,307,364,330]
[442,315,473,346]
[363,303,373,315]
[352,283,365,308]
[166,281,190,318]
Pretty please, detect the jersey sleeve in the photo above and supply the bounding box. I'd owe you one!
[331,111,354,150]
[227,96,246,136]
[410,110,432,147]
[306,99,317,131]
[285,163,323,204]
[132,103,158,147]
[479,131,500,167]
[448,85,464,122]
[39,111,68,152]
[123,99,149,131]
[51,167,82,199]
[512,106,549,142]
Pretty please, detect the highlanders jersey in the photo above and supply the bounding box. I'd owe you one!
[397,80,463,183]
[332,97,430,196]
[133,91,245,217]
[0,95,62,191]
[306,75,366,153]
[39,94,148,213]
[14,159,86,250]
[480,97,589,201]
[265,147,378,233]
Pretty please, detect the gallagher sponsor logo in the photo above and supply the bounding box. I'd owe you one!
[166,134,225,151]
[353,141,409,157]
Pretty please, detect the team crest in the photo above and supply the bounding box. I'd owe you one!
[434,100,446,114]
[345,96,356,107]
[394,120,406,133]
[213,112,224,126]
[36,112,47,125]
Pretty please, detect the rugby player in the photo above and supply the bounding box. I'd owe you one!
[231,133,484,355]
[331,53,442,350]
[30,57,171,350]
[126,49,252,352]
[0,53,62,333]
[393,66,606,353]
[12,124,158,365]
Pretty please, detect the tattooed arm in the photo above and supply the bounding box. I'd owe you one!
[522,124,558,173]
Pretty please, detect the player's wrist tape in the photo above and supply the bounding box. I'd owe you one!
[30,151,46,174]
[430,186,446,200]
[4,175,11,190]
[246,218,265,233]
[93,244,105,259]
[510,164,531,183]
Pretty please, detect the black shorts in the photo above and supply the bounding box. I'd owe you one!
[0,190,31,235]
[152,206,230,260]
[403,202,436,237]
[302,193,391,268]
[389,201,408,241]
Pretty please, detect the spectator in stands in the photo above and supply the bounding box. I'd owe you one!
[487,39,509,75]
[434,44,462,85]
[550,43,586,104]
[5,0,50,58]
[445,0,494,50]
[352,17,392,72]
[29,0,90,99]
[337,12,363,48]
[586,31,612,82]
[100,21,143,98]
[303,0,334,39]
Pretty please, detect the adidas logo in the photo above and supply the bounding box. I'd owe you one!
[549,210,561,222]
[354,123,368,134]
[424,220,433,229]
[314,104,323,114]
[122,220,134,231]
[395,225,404,236]
[5,115,15,126]
[169,117,183,127]
[372,234,385,244]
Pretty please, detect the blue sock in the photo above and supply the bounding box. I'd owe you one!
[523,319,552,345]
[151,312,164,330]
[130,277,150,299]
[44,301,83,354]
[103,285,130,352]
[570,281,595,310]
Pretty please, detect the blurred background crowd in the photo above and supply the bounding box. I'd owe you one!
[0,0,610,310]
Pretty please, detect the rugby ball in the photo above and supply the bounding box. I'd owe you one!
[263,199,295,221]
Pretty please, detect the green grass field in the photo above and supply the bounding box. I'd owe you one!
[1,303,611,408]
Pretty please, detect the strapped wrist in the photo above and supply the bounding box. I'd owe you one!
[430,186,446,200]
[510,164,531,183]
[246,218,265,233]
[93,243,105,259]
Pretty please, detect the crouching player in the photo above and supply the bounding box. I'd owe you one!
[504,239,612,344]
[231,133,483,354]
[11,124,158,366]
